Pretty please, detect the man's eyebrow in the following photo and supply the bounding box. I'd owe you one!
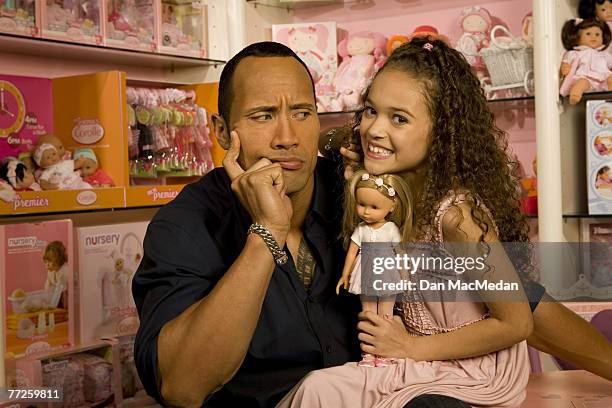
[244,105,278,115]
[291,103,316,110]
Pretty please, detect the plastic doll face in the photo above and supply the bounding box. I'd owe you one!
[40,148,59,168]
[361,68,431,176]
[596,1,612,22]
[462,15,488,33]
[39,135,66,158]
[288,30,318,53]
[356,187,395,224]
[79,157,98,177]
[225,57,319,195]
[579,26,604,48]
[347,36,375,56]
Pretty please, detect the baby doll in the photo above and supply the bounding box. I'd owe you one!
[73,148,115,187]
[596,165,612,188]
[34,143,91,190]
[43,240,69,309]
[37,134,71,160]
[579,0,612,53]
[455,6,492,78]
[337,170,413,367]
[560,18,612,105]
[0,158,41,191]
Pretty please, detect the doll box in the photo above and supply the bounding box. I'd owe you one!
[0,220,74,357]
[14,339,122,407]
[117,335,158,406]
[105,0,158,52]
[272,21,338,100]
[156,0,207,58]
[40,0,104,45]
[586,100,612,214]
[0,0,40,37]
[75,222,148,343]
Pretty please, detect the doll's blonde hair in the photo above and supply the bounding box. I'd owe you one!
[342,169,414,249]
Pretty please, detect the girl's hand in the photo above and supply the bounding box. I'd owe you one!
[341,143,362,181]
[336,276,349,294]
[357,311,413,359]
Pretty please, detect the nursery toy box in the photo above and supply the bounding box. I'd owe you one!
[105,0,158,52]
[157,0,207,58]
[0,220,74,357]
[0,0,40,37]
[40,0,104,45]
[75,222,148,343]
[586,100,612,214]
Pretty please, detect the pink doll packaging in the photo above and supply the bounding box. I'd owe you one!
[0,219,74,357]
[14,339,122,407]
[75,222,148,343]
[272,21,338,112]
[106,0,157,52]
[157,0,207,58]
[41,0,103,45]
[0,0,40,37]
[587,100,612,214]
[117,334,157,407]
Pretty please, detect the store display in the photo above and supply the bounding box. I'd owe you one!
[0,158,41,191]
[106,0,157,52]
[582,220,612,288]
[587,100,612,214]
[73,148,115,187]
[455,6,494,80]
[272,21,338,112]
[0,220,74,356]
[118,335,157,406]
[0,0,38,37]
[158,0,206,58]
[560,18,612,105]
[75,222,146,342]
[41,0,103,45]
[330,31,387,112]
[34,141,92,191]
[126,86,213,182]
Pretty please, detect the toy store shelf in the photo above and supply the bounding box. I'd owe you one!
[0,188,125,216]
[487,95,534,105]
[0,34,226,70]
[125,185,186,207]
[247,0,343,9]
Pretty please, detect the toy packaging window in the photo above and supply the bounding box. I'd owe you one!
[106,0,157,52]
[42,0,103,45]
[586,100,612,214]
[158,0,207,58]
[0,0,39,37]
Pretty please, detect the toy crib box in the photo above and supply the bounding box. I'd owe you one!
[0,220,74,357]
[586,100,612,214]
[75,222,148,343]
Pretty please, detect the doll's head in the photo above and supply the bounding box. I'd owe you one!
[73,148,98,177]
[275,25,329,54]
[579,0,612,22]
[33,143,60,169]
[338,31,387,59]
[43,241,67,272]
[353,37,529,246]
[598,165,611,180]
[17,151,36,174]
[0,159,34,190]
[342,170,413,247]
[37,134,66,159]
[561,18,611,50]
[460,6,492,34]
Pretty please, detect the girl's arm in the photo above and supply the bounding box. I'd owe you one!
[337,241,359,294]
[361,202,533,361]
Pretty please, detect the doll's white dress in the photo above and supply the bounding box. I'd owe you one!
[348,221,403,297]
[39,159,92,190]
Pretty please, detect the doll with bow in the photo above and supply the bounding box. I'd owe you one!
[33,142,91,190]
[560,18,612,105]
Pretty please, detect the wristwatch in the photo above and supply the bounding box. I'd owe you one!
[248,223,288,265]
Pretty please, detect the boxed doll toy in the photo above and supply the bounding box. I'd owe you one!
[106,0,157,52]
[0,220,74,357]
[41,0,103,45]
[272,21,338,112]
[15,340,121,407]
[157,0,207,58]
[586,100,612,214]
[75,222,148,343]
[0,0,39,37]
[117,335,157,407]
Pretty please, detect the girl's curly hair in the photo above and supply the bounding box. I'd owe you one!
[351,36,536,281]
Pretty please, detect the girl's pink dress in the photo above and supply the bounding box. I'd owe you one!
[560,45,612,96]
[276,191,530,408]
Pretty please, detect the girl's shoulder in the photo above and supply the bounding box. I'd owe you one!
[433,189,499,241]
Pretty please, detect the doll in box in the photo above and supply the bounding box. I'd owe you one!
[43,240,69,307]
[73,148,115,187]
[0,158,41,191]
[33,143,91,190]
[37,134,71,160]
[560,18,612,105]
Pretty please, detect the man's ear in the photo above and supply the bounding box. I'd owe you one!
[212,114,230,150]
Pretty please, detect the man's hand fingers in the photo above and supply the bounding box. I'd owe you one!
[357,332,375,345]
[223,131,245,180]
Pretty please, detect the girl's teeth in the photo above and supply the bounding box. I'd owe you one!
[368,145,391,156]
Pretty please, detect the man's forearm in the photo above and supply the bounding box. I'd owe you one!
[157,234,278,406]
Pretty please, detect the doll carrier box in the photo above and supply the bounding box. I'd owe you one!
[40,0,104,45]
[272,21,338,103]
[75,222,148,343]
[0,220,74,357]
[156,0,207,58]
[105,0,158,52]
[0,0,40,37]
[479,25,534,96]
[14,339,122,407]
[117,334,158,407]
[586,100,612,214]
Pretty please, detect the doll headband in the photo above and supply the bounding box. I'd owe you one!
[575,18,583,26]
[33,143,57,166]
[73,148,98,164]
[361,173,396,197]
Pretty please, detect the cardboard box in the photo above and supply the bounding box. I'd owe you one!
[105,0,158,52]
[40,0,104,45]
[157,0,207,58]
[0,0,40,37]
[586,100,612,214]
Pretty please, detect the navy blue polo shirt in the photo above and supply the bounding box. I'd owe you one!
[132,157,361,407]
